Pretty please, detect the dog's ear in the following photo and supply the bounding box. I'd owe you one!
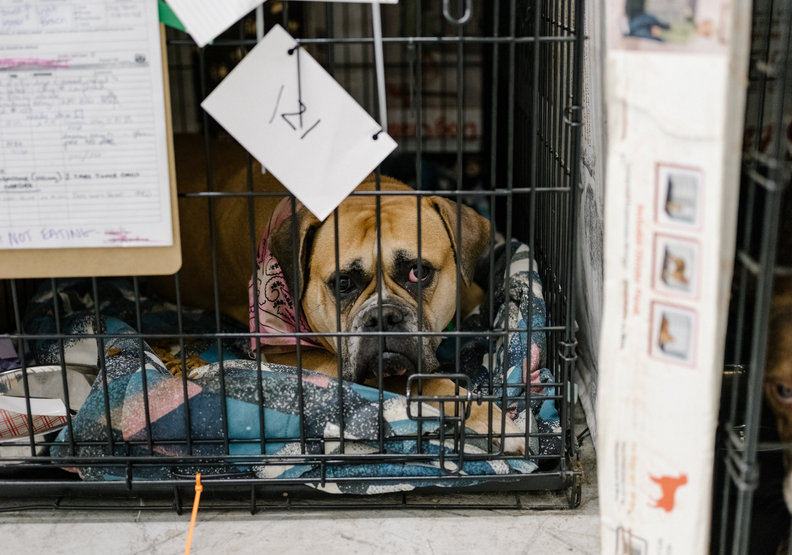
[431,197,491,285]
[268,202,321,302]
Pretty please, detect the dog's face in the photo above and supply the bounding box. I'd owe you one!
[764,289,792,511]
[269,178,490,383]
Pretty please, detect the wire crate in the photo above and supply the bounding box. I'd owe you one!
[0,0,585,510]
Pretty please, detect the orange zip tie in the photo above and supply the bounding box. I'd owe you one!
[184,473,203,555]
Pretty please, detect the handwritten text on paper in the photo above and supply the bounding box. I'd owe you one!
[0,0,172,249]
[201,25,397,221]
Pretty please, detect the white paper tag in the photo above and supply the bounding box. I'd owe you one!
[0,396,67,417]
[165,0,265,48]
[201,25,397,221]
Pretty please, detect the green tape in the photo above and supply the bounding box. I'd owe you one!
[158,1,185,32]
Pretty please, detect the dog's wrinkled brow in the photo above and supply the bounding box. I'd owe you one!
[344,258,364,271]
[336,258,368,278]
[391,249,418,269]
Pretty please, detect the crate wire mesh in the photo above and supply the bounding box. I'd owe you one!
[0,0,585,509]
[712,0,792,552]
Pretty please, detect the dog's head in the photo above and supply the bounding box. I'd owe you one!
[764,284,792,511]
[269,176,490,383]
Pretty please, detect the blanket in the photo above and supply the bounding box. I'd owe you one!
[20,240,559,494]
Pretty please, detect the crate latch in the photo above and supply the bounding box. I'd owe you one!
[563,105,583,127]
[405,373,473,474]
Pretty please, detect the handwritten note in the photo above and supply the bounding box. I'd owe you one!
[201,25,397,221]
[0,0,172,250]
[164,0,264,48]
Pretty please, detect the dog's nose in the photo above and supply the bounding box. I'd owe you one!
[362,306,404,331]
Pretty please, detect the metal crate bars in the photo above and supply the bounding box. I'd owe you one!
[0,0,585,509]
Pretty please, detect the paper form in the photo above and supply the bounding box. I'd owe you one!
[0,0,173,249]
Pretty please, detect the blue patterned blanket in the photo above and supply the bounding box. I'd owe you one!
[23,240,558,494]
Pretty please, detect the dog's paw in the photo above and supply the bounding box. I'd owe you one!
[464,395,527,455]
[499,417,527,455]
[472,411,526,454]
[499,435,526,455]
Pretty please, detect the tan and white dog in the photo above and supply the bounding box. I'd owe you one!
[157,136,524,453]
[265,176,487,383]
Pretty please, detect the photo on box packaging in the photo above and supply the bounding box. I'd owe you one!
[655,163,703,228]
[609,0,730,53]
[653,234,700,298]
[650,302,698,365]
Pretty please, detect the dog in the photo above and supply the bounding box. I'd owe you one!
[760,277,792,555]
[156,135,525,453]
[662,251,689,287]
[763,188,792,518]
[764,278,792,512]
[658,315,674,349]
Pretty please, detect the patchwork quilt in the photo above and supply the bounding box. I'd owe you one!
[20,240,560,494]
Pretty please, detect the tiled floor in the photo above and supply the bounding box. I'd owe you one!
[0,417,600,554]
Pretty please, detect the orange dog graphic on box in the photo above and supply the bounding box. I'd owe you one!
[649,473,688,512]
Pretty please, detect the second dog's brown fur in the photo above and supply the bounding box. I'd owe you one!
[764,278,792,511]
[762,191,792,515]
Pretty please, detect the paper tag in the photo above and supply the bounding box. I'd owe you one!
[201,25,397,221]
[165,0,264,48]
[0,396,67,417]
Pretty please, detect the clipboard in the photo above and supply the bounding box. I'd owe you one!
[0,12,181,279]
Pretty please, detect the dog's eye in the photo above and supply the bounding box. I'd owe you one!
[776,383,792,404]
[333,275,354,294]
[408,265,433,283]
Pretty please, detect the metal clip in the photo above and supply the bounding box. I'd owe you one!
[404,374,471,473]
[443,0,472,26]
[563,105,583,127]
[558,339,578,362]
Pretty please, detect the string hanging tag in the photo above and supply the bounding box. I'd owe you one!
[184,473,203,555]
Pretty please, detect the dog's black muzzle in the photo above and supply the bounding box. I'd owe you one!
[354,304,422,382]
